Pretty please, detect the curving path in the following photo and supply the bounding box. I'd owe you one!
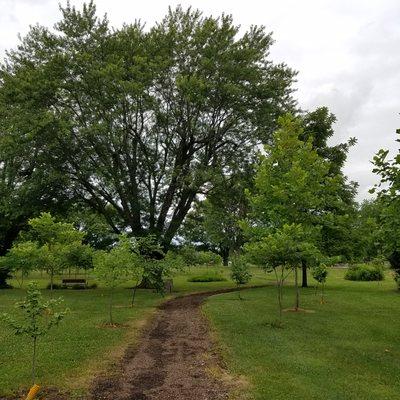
[90,290,237,400]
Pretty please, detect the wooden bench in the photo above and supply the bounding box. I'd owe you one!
[61,278,87,288]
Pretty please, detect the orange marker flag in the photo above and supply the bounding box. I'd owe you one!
[25,384,40,400]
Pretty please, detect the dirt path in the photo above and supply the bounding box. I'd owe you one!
[90,289,237,400]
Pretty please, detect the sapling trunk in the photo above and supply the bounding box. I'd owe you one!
[294,266,300,310]
[32,336,37,385]
[238,284,242,300]
[131,280,139,307]
[274,268,283,320]
[50,269,54,291]
[109,287,114,325]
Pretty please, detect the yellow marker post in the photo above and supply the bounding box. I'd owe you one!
[25,384,40,400]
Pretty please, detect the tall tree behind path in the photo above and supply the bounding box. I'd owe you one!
[0,2,295,249]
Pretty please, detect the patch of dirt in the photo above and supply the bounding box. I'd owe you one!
[89,289,242,400]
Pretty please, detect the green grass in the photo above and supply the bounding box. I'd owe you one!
[203,268,400,400]
[0,266,266,396]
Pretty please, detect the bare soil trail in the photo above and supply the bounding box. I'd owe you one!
[90,289,240,400]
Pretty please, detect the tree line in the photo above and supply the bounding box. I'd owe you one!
[0,2,399,291]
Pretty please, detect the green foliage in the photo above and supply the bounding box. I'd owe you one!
[0,282,67,384]
[246,224,322,271]
[388,251,400,289]
[178,246,222,266]
[3,212,88,290]
[0,2,295,249]
[244,114,339,311]
[371,130,400,287]
[0,241,39,287]
[230,256,252,299]
[344,264,384,282]
[94,234,142,323]
[312,264,328,284]
[312,264,329,303]
[230,257,252,286]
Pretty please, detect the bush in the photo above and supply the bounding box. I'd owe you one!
[179,246,222,266]
[345,264,384,281]
[230,257,252,285]
[187,271,226,282]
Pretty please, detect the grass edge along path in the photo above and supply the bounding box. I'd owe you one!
[203,270,400,400]
[0,266,269,397]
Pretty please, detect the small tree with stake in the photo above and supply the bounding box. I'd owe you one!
[245,224,322,323]
[94,235,142,325]
[312,264,328,303]
[230,256,252,300]
[0,282,68,385]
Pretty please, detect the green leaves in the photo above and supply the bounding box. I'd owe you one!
[230,256,252,286]
[0,212,89,288]
[0,281,68,338]
[246,113,339,235]
[0,3,295,246]
[245,223,322,271]
[93,234,142,289]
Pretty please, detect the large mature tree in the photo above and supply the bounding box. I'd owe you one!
[0,2,295,250]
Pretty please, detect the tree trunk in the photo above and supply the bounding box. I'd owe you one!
[294,267,300,311]
[301,260,308,287]
[50,270,54,291]
[109,288,114,325]
[32,336,37,385]
[131,281,139,307]
[0,226,21,288]
[221,248,229,266]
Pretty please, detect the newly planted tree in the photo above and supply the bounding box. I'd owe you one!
[246,224,321,320]
[0,242,38,287]
[312,264,328,303]
[14,213,86,290]
[94,235,142,324]
[0,282,67,384]
[230,256,252,299]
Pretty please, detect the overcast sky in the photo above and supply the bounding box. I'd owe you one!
[1,0,399,201]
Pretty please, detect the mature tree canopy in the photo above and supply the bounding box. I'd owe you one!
[0,2,295,249]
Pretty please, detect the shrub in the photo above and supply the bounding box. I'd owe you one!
[179,246,222,266]
[345,264,384,281]
[230,256,252,299]
[187,271,226,282]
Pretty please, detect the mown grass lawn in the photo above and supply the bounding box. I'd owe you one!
[203,268,400,400]
[0,266,267,396]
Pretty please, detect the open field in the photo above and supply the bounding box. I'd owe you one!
[204,268,400,400]
[0,266,267,396]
